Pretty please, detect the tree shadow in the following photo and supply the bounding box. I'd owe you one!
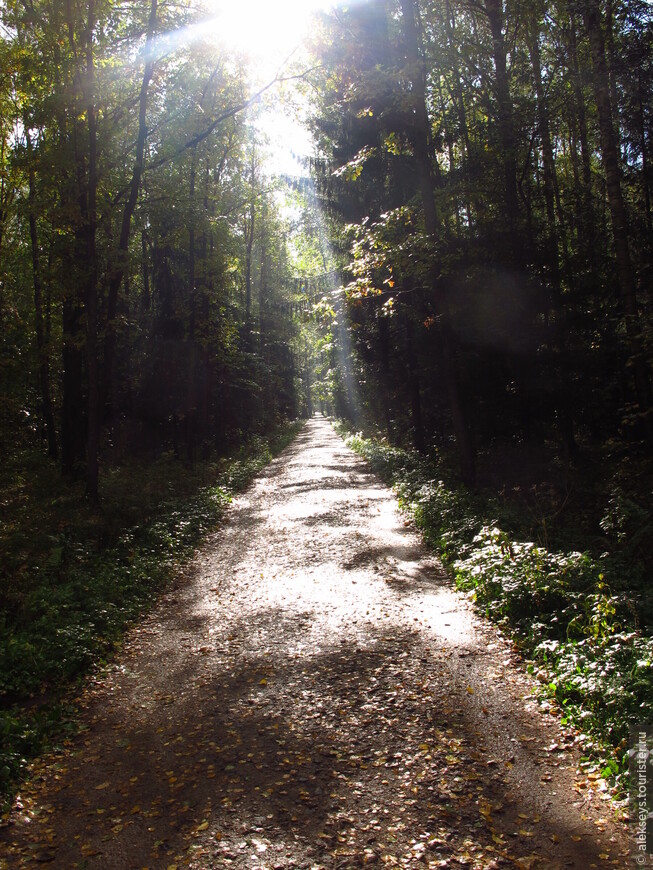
[4,607,627,869]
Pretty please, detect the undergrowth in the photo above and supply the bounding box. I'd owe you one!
[334,421,652,794]
[0,420,304,806]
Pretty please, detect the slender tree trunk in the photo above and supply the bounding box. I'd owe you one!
[528,22,557,275]
[638,81,652,235]
[568,15,594,259]
[404,314,425,453]
[25,129,58,459]
[60,0,87,477]
[528,18,577,457]
[141,231,151,310]
[584,0,652,428]
[61,298,85,476]
[258,204,269,425]
[399,0,476,483]
[199,158,211,453]
[83,0,100,502]
[443,0,473,230]
[104,0,158,421]
[378,314,394,441]
[186,151,198,465]
[244,204,254,326]
[484,0,521,265]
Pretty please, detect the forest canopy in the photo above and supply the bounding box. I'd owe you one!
[0,0,320,502]
[303,0,652,483]
[0,0,652,805]
[1,0,651,495]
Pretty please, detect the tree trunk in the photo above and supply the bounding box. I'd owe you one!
[528,16,577,457]
[83,0,100,503]
[484,0,521,265]
[199,158,211,453]
[61,0,88,479]
[186,151,198,465]
[61,297,85,476]
[244,204,254,326]
[584,0,652,429]
[568,15,595,262]
[103,0,158,422]
[404,314,425,453]
[443,0,473,230]
[399,0,476,483]
[378,314,394,441]
[638,80,652,235]
[25,128,58,460]
[141,231,151,310]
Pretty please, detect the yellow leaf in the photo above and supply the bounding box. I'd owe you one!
[95,782,110,790]
[466,686,474,694]
[260,678,268,686]
[197,821,209,831]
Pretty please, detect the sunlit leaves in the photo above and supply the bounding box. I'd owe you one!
[0,421,303,802]
[344,206,429,305]
[340,425,653,787]
[332,145,377,182]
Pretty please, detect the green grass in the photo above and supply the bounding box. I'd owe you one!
[334,421,653,795]
[0,420,304,806]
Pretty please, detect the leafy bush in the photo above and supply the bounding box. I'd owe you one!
[338,424,650,788]
[0,419,304,804]
[533,634,653,746]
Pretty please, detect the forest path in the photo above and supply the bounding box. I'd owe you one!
[1,417,631,869]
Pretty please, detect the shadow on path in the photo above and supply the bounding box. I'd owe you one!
[0,417,631,869]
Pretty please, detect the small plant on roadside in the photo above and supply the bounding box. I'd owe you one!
[336,422,650,791]
[0,419,304,806]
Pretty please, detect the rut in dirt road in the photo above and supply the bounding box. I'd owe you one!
[1,418,630,869]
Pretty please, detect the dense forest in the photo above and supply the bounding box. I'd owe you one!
[0,0,318,504]
[307,0,652,479]
[302,0,653,790]
[0,0,652,803]
[1,0,651,500]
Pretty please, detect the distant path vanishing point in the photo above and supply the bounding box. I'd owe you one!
[1,417,630,869]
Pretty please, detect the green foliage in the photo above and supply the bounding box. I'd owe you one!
[338,423,650,788]
[533,634,653,748]
[0,420,303,805]
[311,0,653,477]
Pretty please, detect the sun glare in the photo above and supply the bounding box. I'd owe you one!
[202,0,334,175]
[201,0,334,177]
[208,0,330,75]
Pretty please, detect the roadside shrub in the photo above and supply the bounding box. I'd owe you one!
[0,419,304,804]
[338,424,649,786]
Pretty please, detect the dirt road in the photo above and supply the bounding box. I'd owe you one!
[0,418,631,868]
